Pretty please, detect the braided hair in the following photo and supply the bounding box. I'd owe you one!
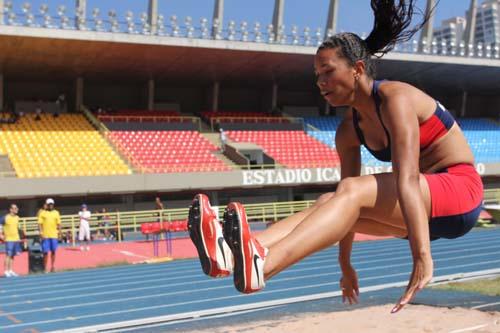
[318,0,434,78]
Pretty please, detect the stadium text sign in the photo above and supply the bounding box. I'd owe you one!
[242,163,487,186]
[242,168,340,186]
[242,167,391,186]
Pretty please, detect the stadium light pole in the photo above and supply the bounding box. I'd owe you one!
[212,0,224,39]
[75,0,86,30]
[463,0,477,57]
[324,0,339,40]
[418,0,435,53]
[272,0,284,43]
[148,0,157,35]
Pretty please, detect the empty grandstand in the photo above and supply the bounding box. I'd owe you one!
[0,114,131,178]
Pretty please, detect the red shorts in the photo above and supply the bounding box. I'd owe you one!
[423,164,483,239]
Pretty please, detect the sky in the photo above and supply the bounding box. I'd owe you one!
[8,0,473,36]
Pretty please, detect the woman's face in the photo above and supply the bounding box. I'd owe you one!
[314,48,357,107]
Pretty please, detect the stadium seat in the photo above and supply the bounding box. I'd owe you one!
[0,114,132,178]
[226,130,340,168]
[304,116,500,166]
[107,131,232,173]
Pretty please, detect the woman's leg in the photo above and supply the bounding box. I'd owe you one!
[256,192,335,248]
[263,173,431,279]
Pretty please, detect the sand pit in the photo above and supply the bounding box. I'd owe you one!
[182,305,500,333]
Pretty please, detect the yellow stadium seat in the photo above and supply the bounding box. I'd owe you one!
[1,114,131,178]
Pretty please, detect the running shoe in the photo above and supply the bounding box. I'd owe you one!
[188,194,233,278]
[223,202,268,294]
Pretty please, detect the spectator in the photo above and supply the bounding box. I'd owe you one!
[60,230,72,244]
[34,106,42,121]
[38,198,61,273]
[0,204,21,277]
[37,203,48,218]
[219,128,227,153]
[98,208,111,240]
[78,204,91,251]
[55,94,65,117]
[155,197,165,211]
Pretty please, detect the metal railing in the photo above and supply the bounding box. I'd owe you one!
[98,115,201,131]
[484,188,500,204]
[18,200,316,245]
[2,5,499,59]
[210,116,304,131]
[18,189,499,246]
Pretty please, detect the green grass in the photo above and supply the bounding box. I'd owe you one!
[432,277,500,297]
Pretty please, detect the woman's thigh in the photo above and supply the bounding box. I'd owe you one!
[345,172,432,229]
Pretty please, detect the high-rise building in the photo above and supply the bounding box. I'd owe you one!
[474,0,500,45]
[433,17,466,46]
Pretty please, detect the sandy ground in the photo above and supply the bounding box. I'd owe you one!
[183,305,500,333]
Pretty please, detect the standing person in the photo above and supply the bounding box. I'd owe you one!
[55,93,65,117]
[38,198,61,273]
[78,204,91,251]
[100,208,111,240]
[0,204,21,277]
[219,128,227,153]
[155,197,165,211]
[37,203,48,218]
[188,0,483,313]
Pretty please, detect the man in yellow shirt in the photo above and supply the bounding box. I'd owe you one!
[0,204,21,277]
[38,198,61,273]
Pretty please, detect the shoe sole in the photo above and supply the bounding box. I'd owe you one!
[224,203,246,293]
[188,194,212,276]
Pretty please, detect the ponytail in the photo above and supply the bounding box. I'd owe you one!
[365,0,434,56]
[318,0,436,77]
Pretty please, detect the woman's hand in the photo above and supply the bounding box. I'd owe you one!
[392,252,433,313]
[340,264,359,305]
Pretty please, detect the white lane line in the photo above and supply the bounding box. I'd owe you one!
[111,249,149,259]
[3,230,497,287]
[2,245,500,304]
[4,260,500,319]
[2,231,497,290]
[471,301,500,310]
[42,269,500,333]
[448,323,490,333]
[4,236,499,294]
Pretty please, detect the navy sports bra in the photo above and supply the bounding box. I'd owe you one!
[352,80,455,162]
[352,80,392,162]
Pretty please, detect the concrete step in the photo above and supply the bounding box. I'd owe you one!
[203,133,223,148]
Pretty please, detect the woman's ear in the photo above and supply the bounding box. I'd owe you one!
[354,60,366,79]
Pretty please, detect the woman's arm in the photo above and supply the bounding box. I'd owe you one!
[381,88,433,312]
[335,110,362,267]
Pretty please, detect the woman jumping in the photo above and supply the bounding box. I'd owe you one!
[188,0,483,313]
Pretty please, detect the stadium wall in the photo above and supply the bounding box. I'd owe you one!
[1,163,498,200]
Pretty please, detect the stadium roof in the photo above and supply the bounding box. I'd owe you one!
[2,26,500,93]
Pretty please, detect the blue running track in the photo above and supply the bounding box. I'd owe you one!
[0,228,499,332]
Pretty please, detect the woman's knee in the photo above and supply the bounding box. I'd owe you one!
[315,192,335,206]
[336,177,361,200]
